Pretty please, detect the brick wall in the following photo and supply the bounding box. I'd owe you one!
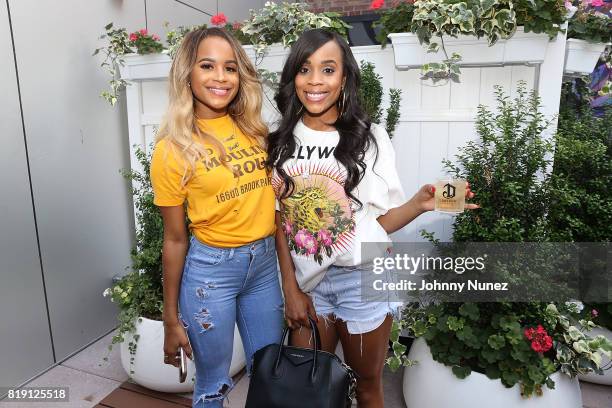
[305,0,389,17]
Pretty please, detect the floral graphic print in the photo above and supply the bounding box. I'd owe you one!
[273,163,355,265]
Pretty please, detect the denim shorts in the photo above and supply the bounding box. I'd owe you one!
[178,235,284,408]
[310,263,402,335]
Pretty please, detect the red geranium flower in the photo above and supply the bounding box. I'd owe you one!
[139,28,148,36]
[129,33,138,42]
[370,0,385,10]
[524,324,553,353]
[211,13,228,26]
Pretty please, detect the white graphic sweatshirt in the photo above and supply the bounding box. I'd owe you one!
[273,120,406,292]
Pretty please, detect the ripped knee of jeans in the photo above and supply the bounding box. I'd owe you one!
[194,308,215,333]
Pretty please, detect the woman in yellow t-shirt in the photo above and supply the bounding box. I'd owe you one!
[150,28,283,407]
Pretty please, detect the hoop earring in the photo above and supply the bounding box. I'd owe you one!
[338,89,347,118]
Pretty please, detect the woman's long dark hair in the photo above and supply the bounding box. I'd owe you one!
[266,29,377,209]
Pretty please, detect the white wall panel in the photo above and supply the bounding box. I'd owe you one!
[0,0,54,389]
[9,0,144,361]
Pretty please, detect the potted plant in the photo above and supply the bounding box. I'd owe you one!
[564,0,611,74]
[239,1,350,70]
[386,83,612,406]
[93,24,165,106]
[579,303,612,385]
[103,146,245,392]
[400,302,610,407]
[372,0,566,82]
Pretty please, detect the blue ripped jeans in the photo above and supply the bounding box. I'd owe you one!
[179,235,284,407]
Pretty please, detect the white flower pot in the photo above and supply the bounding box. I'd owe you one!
[388,28,551,69]
[578,326,612,385]
[403,338,582,408]
[564,39,608,75]
[120,316,246,392]
[243,43,288,73]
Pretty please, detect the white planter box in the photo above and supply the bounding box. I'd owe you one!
[578,326,612,385]
[403,338,582,408]
[120,316,246,392]
[243,43,288,73]
[388,28,551,69]
[118,44,289,82]
[564,39,608,75]
[119,53,172,81]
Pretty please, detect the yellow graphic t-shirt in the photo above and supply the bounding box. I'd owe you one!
[150,115,275,247]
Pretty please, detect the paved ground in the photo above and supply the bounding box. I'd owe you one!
[1,330,610,407]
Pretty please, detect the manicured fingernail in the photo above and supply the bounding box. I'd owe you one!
[431,186,436,193]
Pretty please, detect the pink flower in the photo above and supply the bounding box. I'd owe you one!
[139,28,148,36]
[303,235,318,255]
[129,33,138,42]
[370,0,385,10]
[294,229,318,255]
[318,229,332,246]
[592,309,599,318]
[283,221,293,235]
[591,0,603,6]
[211,13,228,26]
[232,21,242,30]
[152,34,160,41]
[294,229,311,249]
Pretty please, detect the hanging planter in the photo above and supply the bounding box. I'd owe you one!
[388,27,551,69]
[564,39,609,75]
[403,338,583,408]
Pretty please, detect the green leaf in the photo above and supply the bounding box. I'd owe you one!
[459,303,480,320]
[452,365,472,379]
[488,334,506,350]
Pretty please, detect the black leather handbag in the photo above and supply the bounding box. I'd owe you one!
[245,317,357,408]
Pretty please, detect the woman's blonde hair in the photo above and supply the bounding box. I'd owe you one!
[156,27,267,185]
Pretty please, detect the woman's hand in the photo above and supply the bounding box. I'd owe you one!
[283,286,318,329]
[163,321,193,367]
[414,181,479,213]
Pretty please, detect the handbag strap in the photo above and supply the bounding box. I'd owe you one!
[274,316,320,382]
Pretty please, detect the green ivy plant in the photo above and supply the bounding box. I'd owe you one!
[102,145,187,372]
[358,60,403,138]
[373,0,568,83]
[240,1,351,61]
[93,23,133,106]
[411,0,518,83]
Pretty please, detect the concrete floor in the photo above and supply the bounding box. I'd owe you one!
[1,330,610,408]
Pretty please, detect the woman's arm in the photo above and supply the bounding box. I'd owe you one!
[275,211,317,328]
[159,205,193,362]
[377,183,477,234]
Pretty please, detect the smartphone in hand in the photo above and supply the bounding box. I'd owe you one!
[179,347,187,383]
